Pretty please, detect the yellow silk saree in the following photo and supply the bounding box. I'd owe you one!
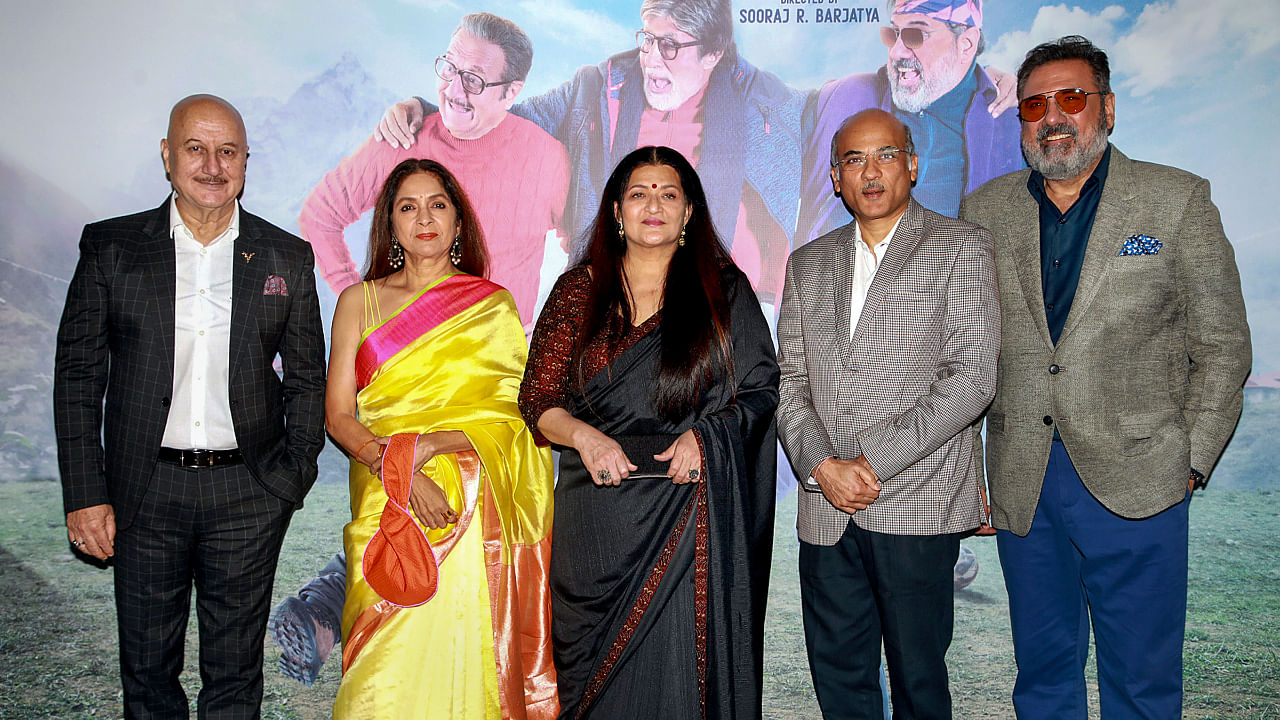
[335,274,557,719]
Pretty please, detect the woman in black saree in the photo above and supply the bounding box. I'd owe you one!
[519,145,779,719]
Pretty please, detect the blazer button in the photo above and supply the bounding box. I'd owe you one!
[1043,415,1053,426]
[161,396,170,407]
[1049,364,1060,374]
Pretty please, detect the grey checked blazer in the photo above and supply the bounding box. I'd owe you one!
[777,199,1000,545]
[960,147,1251,536]
[53,200,327,530]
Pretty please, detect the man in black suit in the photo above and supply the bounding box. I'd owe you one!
[54,94,326,719]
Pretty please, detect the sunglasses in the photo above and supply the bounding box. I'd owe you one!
[879,26,934,50]
[1017,88,1105,122]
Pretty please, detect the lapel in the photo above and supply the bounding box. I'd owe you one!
[1003,178,1054,348]
[849,199,926,353]
[139,200,178,381]
[230,209,266,374]
[1057,146,1132,345]
[829,223,856,369]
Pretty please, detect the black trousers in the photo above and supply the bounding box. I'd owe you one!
[799,521,961,720]
[114,460,293,719]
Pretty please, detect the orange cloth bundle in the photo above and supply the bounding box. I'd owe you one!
[362,433,438,607]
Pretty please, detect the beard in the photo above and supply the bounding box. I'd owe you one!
[1021,111,1110,181]
[888,51,969,114]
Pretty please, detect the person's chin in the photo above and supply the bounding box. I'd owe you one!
[890,86,929,114]
[440,114,476,140]
[643,82,686,112]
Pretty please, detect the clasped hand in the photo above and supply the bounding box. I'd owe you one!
[364,434,458,530]
[814,456,881,514]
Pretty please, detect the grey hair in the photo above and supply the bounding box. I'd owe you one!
[641,0,735,58]
[830,112,916,167]
[454,12,534,83]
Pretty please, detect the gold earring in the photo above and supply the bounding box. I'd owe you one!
[617,223,625,242]
[677,226,686,247]
[450,236,463,266]
[389,238,405,270]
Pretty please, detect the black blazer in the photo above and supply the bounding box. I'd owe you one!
[54,200,327,529]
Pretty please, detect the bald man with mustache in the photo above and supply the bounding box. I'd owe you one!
[55,94,325,719]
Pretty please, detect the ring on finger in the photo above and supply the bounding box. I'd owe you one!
[688,468,700,480]
[71,540,84,547]
[598,469,611,483]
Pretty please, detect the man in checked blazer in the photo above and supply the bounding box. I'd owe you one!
[54,94,326,719]
[777,108,999,720]
[960,37,1250,719]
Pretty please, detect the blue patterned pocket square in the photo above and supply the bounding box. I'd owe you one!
[1118,234,1162,256]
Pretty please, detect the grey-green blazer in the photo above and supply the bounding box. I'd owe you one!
[960,146,1251,536]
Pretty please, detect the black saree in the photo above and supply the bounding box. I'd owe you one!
[550,274,779,720]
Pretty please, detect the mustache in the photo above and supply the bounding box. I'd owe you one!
[1036,123,1077,143]
[861,181,885,192]
[892,59,923,74]
[193,175,226,184]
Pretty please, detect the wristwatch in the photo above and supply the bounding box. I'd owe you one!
[1190,468,1207,491]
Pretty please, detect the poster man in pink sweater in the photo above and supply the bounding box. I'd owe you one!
[298,12,569,327]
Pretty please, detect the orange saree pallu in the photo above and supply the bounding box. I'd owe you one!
[335,274,557,720]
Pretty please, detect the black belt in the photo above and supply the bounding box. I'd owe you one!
[158,447,243,468]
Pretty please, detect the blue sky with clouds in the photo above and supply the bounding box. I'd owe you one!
[3,0,1276,366]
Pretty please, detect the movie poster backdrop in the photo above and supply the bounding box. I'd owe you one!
[1,0,1275,491]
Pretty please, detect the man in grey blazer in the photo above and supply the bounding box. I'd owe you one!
[778,108,999,720]
[960,36,1250,720]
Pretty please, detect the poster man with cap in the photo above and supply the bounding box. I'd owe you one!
[797,0,1022,244]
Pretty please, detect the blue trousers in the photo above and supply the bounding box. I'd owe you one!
[997,440,1188,719]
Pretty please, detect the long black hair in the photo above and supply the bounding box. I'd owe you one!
[572,146,736,422]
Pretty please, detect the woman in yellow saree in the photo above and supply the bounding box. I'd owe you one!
[325,158,557,719]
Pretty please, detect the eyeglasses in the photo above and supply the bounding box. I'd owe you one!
[434,57,512,96]
[879,26,934,50]
[1017,88,1105,122]
[834,147,911,170]
[636,30,702,61]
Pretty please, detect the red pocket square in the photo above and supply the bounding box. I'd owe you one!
[263,274,288,295]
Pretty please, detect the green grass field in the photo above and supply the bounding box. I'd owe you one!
[2,479,1277,719]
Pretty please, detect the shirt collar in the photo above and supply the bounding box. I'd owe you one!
[169,192,240,245]
[854,211,906,253]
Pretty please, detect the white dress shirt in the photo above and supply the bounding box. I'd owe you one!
[161,194,239,450]
[849,214,903,338]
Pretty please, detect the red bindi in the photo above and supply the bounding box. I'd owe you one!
[651,183,657,188]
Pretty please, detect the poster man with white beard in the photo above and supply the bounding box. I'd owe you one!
[797,0,1022,244]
